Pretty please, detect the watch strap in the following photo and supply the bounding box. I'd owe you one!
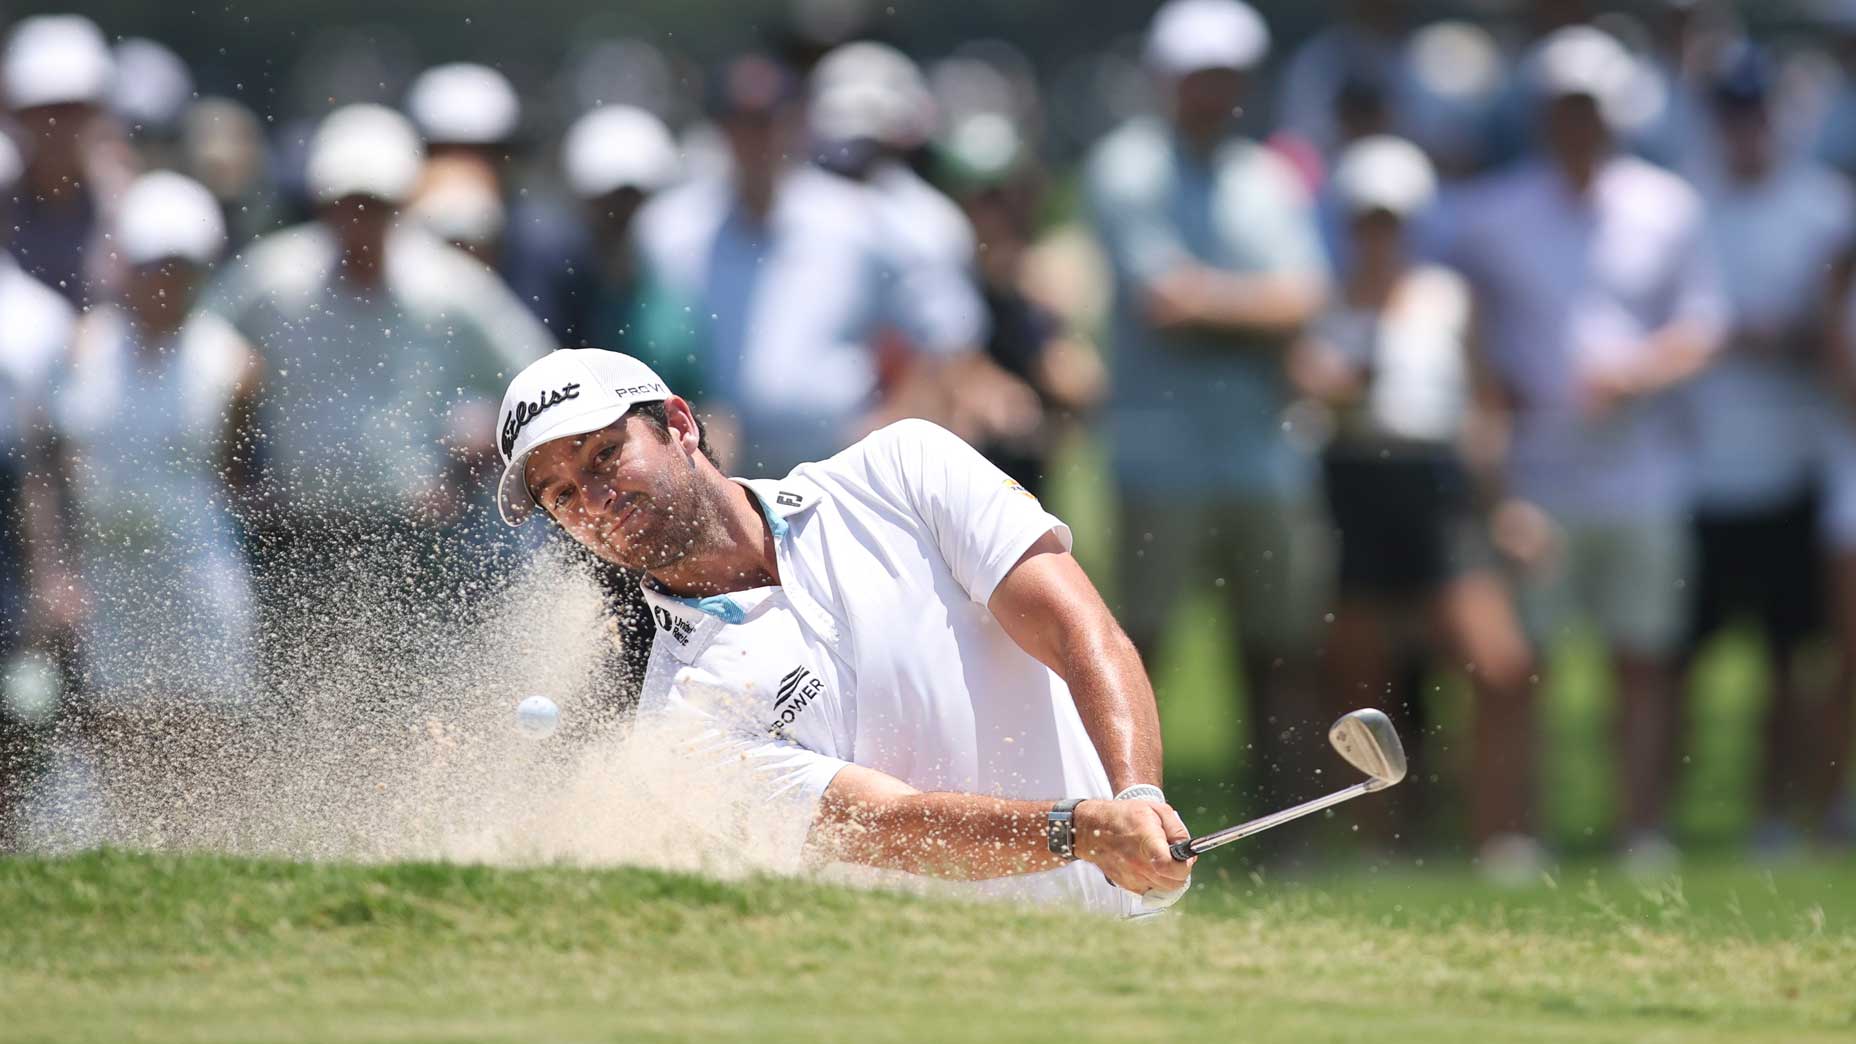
[1047,798,1084,862]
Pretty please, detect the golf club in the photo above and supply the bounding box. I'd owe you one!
[1170,708,1408,861]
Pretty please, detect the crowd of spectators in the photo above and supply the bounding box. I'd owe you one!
[2,0,1854,878]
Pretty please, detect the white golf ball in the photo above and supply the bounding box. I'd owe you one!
[515,695,560,740]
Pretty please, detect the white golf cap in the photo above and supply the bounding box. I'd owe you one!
[1330,135,1437,218]
[116,170,226,266]
[1145,0,1270,76]
[496,348,673,525]
[1530,25,1637,115]
[810,41,933,146]
[562,105,679,199]
[111,38,194,132]
[305,103,424,205]
[3,14,114,110]
[406,62,520,146]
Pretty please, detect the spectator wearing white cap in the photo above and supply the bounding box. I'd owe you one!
[806,41,1036,465]
[2,14,136,308]
[0,131,78,850]
[1084,0,1332,817]
[203,103,554,554]
[634,54,988,477]
[43,173,263,784]
[402,60,584,334]
[403,65,521,260]
[554,106,698,385]
[1439,25,1727,873]
[1294,136,1534,870]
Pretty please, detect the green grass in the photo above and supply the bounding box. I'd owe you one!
[2,850,1853,1042]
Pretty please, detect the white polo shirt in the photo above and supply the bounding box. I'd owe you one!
[634,419,1137,916]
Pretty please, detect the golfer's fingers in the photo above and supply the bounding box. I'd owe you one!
[1154,802,1191,843]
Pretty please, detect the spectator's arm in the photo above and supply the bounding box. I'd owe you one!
[1144,264,1327,338]
[1608,219,1730,402]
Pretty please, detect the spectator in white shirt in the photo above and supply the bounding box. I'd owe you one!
[635,54,988,478]
[1442,26,1727,871]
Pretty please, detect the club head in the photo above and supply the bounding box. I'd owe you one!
[1328,708,1408,787]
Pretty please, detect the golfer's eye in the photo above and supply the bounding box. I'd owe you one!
[595,444,618,464]
[552,486,575,509]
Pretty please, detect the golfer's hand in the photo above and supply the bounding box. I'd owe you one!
[1073,799,1194,896]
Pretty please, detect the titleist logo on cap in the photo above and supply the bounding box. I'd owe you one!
[501,382,580,458]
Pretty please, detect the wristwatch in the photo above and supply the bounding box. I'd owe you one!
[1047,798,1084,862]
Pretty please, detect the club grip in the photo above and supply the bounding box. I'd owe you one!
[1170,838,1195,861]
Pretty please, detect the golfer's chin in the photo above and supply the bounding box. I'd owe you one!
[597,526,688,574]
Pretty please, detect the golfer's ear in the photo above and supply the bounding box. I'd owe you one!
[663,396,701,453]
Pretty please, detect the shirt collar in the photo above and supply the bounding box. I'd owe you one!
[635,477,827,662]
[733,475,826,539]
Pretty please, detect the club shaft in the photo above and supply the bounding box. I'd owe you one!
[1171,779,1386,860]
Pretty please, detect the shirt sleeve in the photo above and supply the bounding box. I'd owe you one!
[867,418,1073,606]
[638,660,851,868]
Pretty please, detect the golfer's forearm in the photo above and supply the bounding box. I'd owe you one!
[1058,622,1164,793]
[814,789,1066,881]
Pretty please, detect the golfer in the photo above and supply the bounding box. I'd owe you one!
[497,348,1192,915]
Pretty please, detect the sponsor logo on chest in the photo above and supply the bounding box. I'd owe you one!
[652,605,696,646]
[768,664,825,735]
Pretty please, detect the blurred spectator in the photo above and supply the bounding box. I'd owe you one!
[1084,0,1332,816]
[45,173,261,829]
[556,105,696,383]
[1294,136,1533,864]
[1813,4,1856,180]
[110,37,193,155]
[180,97,285,249]
[1442,26,1726,871]
[404,61,585,336]
[1402,21,1507,177]
[1275,0,1421,161]
[940,111,1105,495]
[2,14,136,307]
[634,54,984,476]
[807,40,1034,457]
[0,130,76,851]
[204,104,552,554]
[1683,43,1852,856]
[1630,0,1732,179]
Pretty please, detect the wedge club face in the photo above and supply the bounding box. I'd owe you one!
[1328,708,1407,787]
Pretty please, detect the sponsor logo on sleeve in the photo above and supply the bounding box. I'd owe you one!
[501,381,581,457]
[1003,478,1037,501]
[767,664,825,735]
[775,490,803,508]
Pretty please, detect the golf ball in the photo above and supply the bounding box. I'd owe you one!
[516,695,560,740]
